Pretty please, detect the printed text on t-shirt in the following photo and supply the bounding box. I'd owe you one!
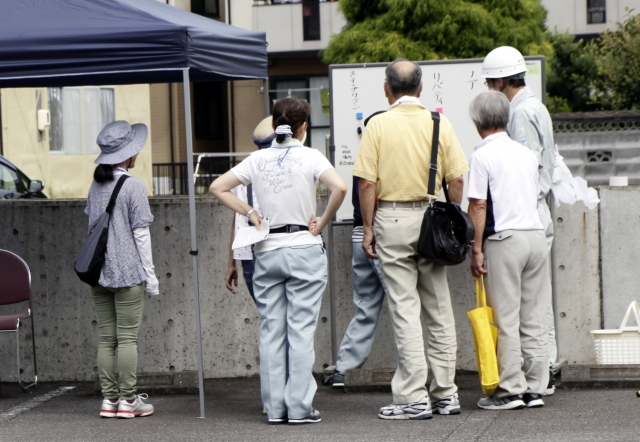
[258,154,303,194]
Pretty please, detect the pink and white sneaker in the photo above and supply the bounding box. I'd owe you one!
[117,394,154,418]
[100,397,120,418]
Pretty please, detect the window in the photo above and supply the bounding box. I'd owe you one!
[302,1,321,41]
[272,76,330,157]
[193,82,228,140]
[192,0,219,18]
[48,87,115,155]
[0,162,24,193]
[587,0,606,24]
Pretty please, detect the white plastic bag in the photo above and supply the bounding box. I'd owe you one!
[571,176,600,210]
[550,147,600,210]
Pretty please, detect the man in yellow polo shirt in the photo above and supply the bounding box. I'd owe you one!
[354,58,468,420]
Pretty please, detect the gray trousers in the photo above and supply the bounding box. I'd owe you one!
[335,239,386,373]
[484,230,551,397]
[253,245,327,420]
[538,199,559,371]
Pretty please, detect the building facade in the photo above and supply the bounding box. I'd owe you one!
[0,85,153,198]
[542,0,640,37]
[149,0,344,196]
[8,1,635,198]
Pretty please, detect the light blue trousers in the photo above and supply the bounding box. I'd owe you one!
[253,245,327,420]
[336,240,386,372]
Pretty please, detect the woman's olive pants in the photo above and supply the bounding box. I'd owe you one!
[91,282,145,400]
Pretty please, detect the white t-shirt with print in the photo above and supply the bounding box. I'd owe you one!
[231,138,333,252]
[230,185,259,260]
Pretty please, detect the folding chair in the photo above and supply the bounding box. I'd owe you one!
[0,249,38,391]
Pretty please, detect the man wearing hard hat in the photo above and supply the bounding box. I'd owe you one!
[482,46,558,396]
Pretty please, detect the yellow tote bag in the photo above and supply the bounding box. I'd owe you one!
[467,276,499,397]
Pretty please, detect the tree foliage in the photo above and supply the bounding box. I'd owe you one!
[590,11,640,110]
[546,32,599,113]
[546,11,640,112]
[322,0,553,64]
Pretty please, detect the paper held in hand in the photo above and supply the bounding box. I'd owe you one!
[232,218,270,250]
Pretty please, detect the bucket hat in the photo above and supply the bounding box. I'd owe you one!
[94,120,148,165]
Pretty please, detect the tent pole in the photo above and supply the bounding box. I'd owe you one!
[263,78,269,117]
[182,68,206,419]
[327,135,338,365]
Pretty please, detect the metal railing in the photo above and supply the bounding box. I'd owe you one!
[152,152,252,196]
[152,163,188,196]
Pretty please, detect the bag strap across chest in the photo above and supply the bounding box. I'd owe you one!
[106,175,129,215]
[426,111,450,202]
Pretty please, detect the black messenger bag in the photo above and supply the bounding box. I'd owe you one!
[417,112,475,266]
[74,175,129,286]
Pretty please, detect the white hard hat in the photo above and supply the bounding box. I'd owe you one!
[481,46,527,79]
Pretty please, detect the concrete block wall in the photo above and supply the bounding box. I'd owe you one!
[0,193,611,381]
[599,188,640,329]
[556,130,640,186]
[553,200,601,365]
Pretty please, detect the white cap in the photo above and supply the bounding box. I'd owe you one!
[482,46,527,79]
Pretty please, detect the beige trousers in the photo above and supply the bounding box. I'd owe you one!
[484,230,550,397]
[374,206,457,404]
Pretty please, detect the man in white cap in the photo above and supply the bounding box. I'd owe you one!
[482,46,558,395]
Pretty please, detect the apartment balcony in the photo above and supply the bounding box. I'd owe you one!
[253,1,346,54]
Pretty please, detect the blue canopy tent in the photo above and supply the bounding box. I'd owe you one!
[0,0,267,418]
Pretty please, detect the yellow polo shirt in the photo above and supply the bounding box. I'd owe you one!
[353,102,469,201]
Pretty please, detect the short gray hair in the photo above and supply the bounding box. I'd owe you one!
[385,58,422,96]
[469,91,511,130]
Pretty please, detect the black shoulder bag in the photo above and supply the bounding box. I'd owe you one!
[417,112,475,266]
[75,175,129,286]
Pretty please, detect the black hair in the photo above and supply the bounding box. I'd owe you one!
[272,96,311,143]
[507,78,526,88]
[94,164,114,183]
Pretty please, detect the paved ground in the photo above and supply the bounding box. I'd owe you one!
[1,375,639,442]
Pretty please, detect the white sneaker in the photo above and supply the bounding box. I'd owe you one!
[379,396,433,420]
[433,393,461,415]
[100,397,120,418]
[117,394,154,418]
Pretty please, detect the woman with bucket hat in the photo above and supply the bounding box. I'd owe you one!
[85,120,158,418]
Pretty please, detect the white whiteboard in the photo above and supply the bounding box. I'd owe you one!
[329,57,546,222]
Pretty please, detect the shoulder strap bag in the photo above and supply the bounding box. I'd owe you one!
[417,112,475,266]
[74,175,129,286]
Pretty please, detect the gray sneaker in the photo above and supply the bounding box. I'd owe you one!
[433,393,461,415]
[477,394,525,410]
[379,396,433,420]
[117,394,154,418]
[289,409,321,425]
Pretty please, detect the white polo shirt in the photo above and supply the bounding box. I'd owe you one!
[468,132,543,237]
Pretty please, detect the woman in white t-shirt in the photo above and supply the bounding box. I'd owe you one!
[210,97,347,425]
